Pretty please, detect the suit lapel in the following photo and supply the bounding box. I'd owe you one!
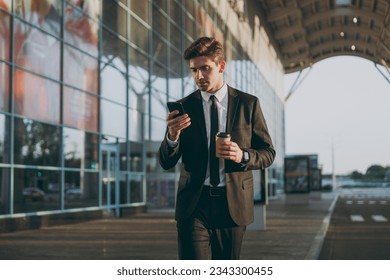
[226,86,239,134]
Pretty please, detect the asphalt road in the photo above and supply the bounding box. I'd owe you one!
[319,187,390,260]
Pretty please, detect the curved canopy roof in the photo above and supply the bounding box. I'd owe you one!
[256,0,390,73]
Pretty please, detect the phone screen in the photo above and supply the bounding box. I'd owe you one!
[167,102,185,118]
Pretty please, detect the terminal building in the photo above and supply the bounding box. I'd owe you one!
[0,0,388,229]
[0,0,285,226]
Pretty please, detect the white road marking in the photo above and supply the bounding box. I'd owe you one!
[371,215,388,222]
[350,215,365,222]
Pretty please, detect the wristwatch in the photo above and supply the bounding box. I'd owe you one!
[241,150,250,164]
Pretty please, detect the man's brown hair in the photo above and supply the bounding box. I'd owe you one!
[183,37,225,63]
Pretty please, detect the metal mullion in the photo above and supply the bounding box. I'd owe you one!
[59,0,65,211]
[9,0,15,215]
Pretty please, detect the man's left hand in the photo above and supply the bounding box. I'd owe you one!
[216,141,243,163]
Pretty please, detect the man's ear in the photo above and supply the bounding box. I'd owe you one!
[218,61,226,73]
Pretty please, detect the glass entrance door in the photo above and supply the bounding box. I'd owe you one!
[101,144,120,216]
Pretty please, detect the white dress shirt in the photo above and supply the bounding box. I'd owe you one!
[201,83,228,187]
[166,83,229,187]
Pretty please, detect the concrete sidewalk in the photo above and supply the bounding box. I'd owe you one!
[0,192,337,260]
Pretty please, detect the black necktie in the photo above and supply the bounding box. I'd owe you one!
[209,95,220,187]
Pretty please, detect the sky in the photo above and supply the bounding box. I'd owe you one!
[284,56,390,175]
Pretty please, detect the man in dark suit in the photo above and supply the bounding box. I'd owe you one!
[159,37,275,259]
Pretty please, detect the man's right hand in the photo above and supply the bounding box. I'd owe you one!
[167,110,191,141]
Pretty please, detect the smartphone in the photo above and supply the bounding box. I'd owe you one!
[167,101,185,118]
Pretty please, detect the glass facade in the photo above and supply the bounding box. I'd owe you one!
[0,0,285,218]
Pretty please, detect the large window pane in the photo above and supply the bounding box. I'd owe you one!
[102,1,126,37]
[152,5,166,38]
[168,71,182,100]
[0,9,11,61]
[14,118,61,167]
[101,28,127,71]
[14,0,62,37]
[64,0,100,54]
[101,100,126,138]
[130,175,143,203]
[152,34,167,66]
[13,168,60,213]
[63,86,98,131]
[64,45,98,94]
[129,107,143,142]
[131,0,148,24]
[147,179,175,208]
[14,19,60,81]
[0,62,9,112]
[0,167,10,214]
[0,114,10,163]
[170,0,182,27]
[64,171,99,209]
[101,64,127,105]
[151,116,166,142]
[151,86,166,119]
[130,142,143,172]
[130,15,149,50]
[14,69,60,123]
[170,22,181,52]
[64,128,98,170]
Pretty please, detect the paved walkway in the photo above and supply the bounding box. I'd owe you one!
[0,192,337,260]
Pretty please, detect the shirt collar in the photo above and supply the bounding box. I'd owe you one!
[201,83,228,103]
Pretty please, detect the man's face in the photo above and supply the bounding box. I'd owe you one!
[189,56,225,93]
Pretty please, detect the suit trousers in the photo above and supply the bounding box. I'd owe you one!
[176,186,246,260]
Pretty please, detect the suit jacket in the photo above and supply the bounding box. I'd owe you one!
[159,85,275,226]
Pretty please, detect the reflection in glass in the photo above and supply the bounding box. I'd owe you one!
[101,28,127,71]
[14,118,61,167]
[168,71,182,100]
[101,99,126,138]
[63,44,98,94]
[0,62,9,112]
[14,0,62,37]
[152,5,166,38]
[147,179,175,209]
[63,86,98,131]
[0,114,10,163]
[14,69,60,123]
[130,177,143,203]
[128,47,149,82]
[150,86,167,118]
[63,127,98,170]
[101,64,126,105]
[152,34,167,66]
[130,142,143,172]
[169,20,181,51]
[0,167,10,214]
[151,116,166,142]
[64,0,99,54]
[131,0,148,23]
[0,9,11,61]
[65,171,98,209]
[128,107,143,142]
[130,15,148,50]
[13,168,60,213]
[102,1,126,37]
[13,19,60,81]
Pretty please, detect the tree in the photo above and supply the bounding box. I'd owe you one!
[365,165,386,181]
[350,170,363,180]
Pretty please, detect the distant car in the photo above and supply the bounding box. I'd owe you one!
[22,187,45,201]
[65,188,81,200]
[322,184,333,192]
